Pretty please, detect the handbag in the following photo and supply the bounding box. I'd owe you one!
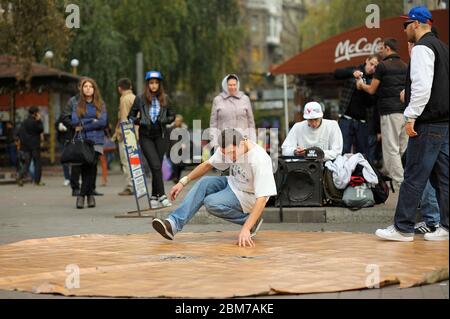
[61,130,96,165]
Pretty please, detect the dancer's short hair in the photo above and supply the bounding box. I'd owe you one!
[219,129,243,149]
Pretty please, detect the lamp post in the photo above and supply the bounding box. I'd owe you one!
[43,51,55,163]
[44,50,54,68]
[70,59,79,75]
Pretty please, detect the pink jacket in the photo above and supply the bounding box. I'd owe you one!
[209,75,256,146]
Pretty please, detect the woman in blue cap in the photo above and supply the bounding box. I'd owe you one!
[128,70,175,208]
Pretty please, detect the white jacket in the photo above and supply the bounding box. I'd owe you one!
[324,153,378,189]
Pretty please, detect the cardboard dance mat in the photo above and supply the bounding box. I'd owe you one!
[0,231,447,298]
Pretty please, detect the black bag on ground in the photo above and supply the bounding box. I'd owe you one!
[363,156,390,204]
[322,167,344,206]
[61,132,95,165]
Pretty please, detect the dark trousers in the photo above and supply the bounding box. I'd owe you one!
[60,143,71,180]
[80,152,99,196]
[70,165,82,191]
[339,117,369,156]
[171,163,185,181]
[18,148,41,183]
[6,144,17,167]
[394,123,449,233]
[139,134,167,197]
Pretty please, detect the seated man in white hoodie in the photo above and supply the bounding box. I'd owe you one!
[281,102,343,161]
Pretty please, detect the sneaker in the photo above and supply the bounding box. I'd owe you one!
[63,179,70,186]
[414,221,437,234]
[152,218,174,240]
[424,227,449,241]
[158,195,172,207]
[150,196,160,209]
[375,225,414,242]
[17,178,24,187]
[118,188,134,196]
[250,218,264,238]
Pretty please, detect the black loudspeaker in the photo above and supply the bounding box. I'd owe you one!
[275,158,323,207]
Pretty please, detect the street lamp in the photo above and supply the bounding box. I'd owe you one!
[70,59,79,75]
[44,50,54,67]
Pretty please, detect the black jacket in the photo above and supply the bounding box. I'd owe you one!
[405,32,449,124]
[373,54,408,115]
[334,64,376,121]
[18,115,43,151]
[128,95,175,138]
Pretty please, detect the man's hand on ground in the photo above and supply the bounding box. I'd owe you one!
[237,228,255,248]
[169,183,184,201]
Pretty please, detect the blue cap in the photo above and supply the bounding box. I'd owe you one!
[402,6,433,24]
[145,70,163,81]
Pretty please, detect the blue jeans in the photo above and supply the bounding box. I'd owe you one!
[60,143,70,180]
[394,123,449,234]
[167,176,248,235]
[339,117,369,156]
[421,180,440,227]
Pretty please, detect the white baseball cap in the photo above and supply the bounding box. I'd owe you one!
[303,102,323,119]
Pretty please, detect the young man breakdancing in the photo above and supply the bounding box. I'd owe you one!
[152,129,277,247]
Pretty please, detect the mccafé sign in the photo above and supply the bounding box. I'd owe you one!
[334,37,383,63]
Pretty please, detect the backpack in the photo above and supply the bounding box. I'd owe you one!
[363,156,390,204]
[322,167,344,206]
[342,183,375,210]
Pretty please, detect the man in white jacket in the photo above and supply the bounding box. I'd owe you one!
[281,102,343,161]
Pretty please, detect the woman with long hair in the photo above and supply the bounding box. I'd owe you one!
[128,70,175,208]
[63,77,107,209]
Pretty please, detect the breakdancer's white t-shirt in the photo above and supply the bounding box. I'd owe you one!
[208,142,277,214]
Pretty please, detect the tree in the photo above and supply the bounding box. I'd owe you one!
[0,0,71,83]
[299,0,404,51]
[67,0,129,124]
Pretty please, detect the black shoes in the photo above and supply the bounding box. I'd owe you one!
[92,190,104,196]
[76,196,85,209]
[87,195,96,208]
[152,218,174,240]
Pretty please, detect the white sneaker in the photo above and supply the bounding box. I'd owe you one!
[375,225,414,242]
[158,195,172,207]
[424,227,449,241]
[63,179,70,186]
[150,196,160,209]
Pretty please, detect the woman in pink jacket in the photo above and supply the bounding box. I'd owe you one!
[209,74,256,148]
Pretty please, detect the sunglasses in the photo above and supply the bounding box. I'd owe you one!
[403,20,415,29]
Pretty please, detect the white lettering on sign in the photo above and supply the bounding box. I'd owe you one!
[335,37,383,63]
